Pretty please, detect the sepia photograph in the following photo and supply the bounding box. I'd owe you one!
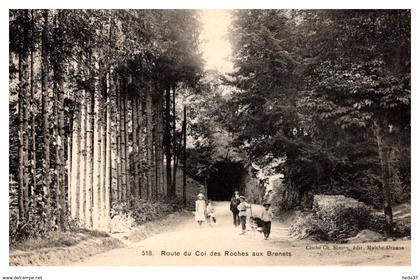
[6,6,412,271]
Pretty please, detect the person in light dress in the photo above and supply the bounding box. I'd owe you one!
[195,193,206,227]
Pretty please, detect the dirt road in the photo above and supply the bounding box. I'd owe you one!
[73,202,410,266]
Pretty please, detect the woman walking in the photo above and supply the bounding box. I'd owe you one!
[195,193,206,227]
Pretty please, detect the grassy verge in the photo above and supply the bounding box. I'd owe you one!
[9,228,123,266]
[10,228,110,252]
[9,210,193,266]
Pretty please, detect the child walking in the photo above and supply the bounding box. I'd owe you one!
[261,202,274,239]
[237,195,250,235]
[206,200,216,226]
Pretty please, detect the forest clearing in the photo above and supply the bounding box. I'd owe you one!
[8,9,411,267]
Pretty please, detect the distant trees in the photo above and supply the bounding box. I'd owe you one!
[9,10,202,237]
[227,10,410,236]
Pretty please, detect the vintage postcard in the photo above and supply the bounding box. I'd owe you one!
[6,7,412,274]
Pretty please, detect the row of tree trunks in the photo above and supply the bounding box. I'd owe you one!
[13,12,189,229]
[17,62,188,231]
[13,10,192,233]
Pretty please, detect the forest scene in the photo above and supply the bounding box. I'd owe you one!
[8,9,410,266]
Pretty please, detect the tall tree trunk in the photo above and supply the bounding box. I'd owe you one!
[120,85,127,203]
[18,53,26,222]
[165,86,172,197]
[22,13,30,222]
[79,88,87,226]
[152,100,158,197]
[52,11,66,228]
[103,16,113,231]
[155,87,164,196]
[115,80,121,202]
[70,102,81,220]
[30,9,37,203]
[124,93,131,204]
[171,86,176,196]
[99,75,107,229]
[182,106,187,205]
[374,121,394,237]
[86,83,94,228]
[146,82,154,199]
[104,69,113,230]
[92,55,101,229]
[132,94,139,200]
[41,10,51,220]
[52,66,59,226]
[67,122,72,218]
[110,72,119,207]
[173,119,184,196]
[137,96,144,198]
[58,81,66,229]
[53,60,66,230]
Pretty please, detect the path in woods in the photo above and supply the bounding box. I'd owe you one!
[73,202,410,266]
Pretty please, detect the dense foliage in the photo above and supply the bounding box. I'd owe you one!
[225,10,410,236]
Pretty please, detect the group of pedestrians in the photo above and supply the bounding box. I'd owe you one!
[194,191,274,240]
[230,191,273,239]
[194,193,216,227]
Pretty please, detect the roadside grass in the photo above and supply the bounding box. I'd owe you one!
[10,228,110,252]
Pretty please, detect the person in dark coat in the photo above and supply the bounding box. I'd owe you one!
[230,192,240,227]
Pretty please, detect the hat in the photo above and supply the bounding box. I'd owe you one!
[239,195,246,199]
[197,193,204,198]
[263,202,271,206]
[234,190,239,193]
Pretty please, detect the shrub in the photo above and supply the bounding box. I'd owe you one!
[393,218,411,238]
[110,197,185,232]
[9,195,59,244]
[312,195,371,240]
[366,212,386,234]
[130,197,185,224]
[290,195,371,241]
[367,212,411,238]
[289,212,328,241]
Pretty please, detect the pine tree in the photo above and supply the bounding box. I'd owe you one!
[41,10,51,220]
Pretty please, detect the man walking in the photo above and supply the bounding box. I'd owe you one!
[230,192,240,227]
[261,202,274,240]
